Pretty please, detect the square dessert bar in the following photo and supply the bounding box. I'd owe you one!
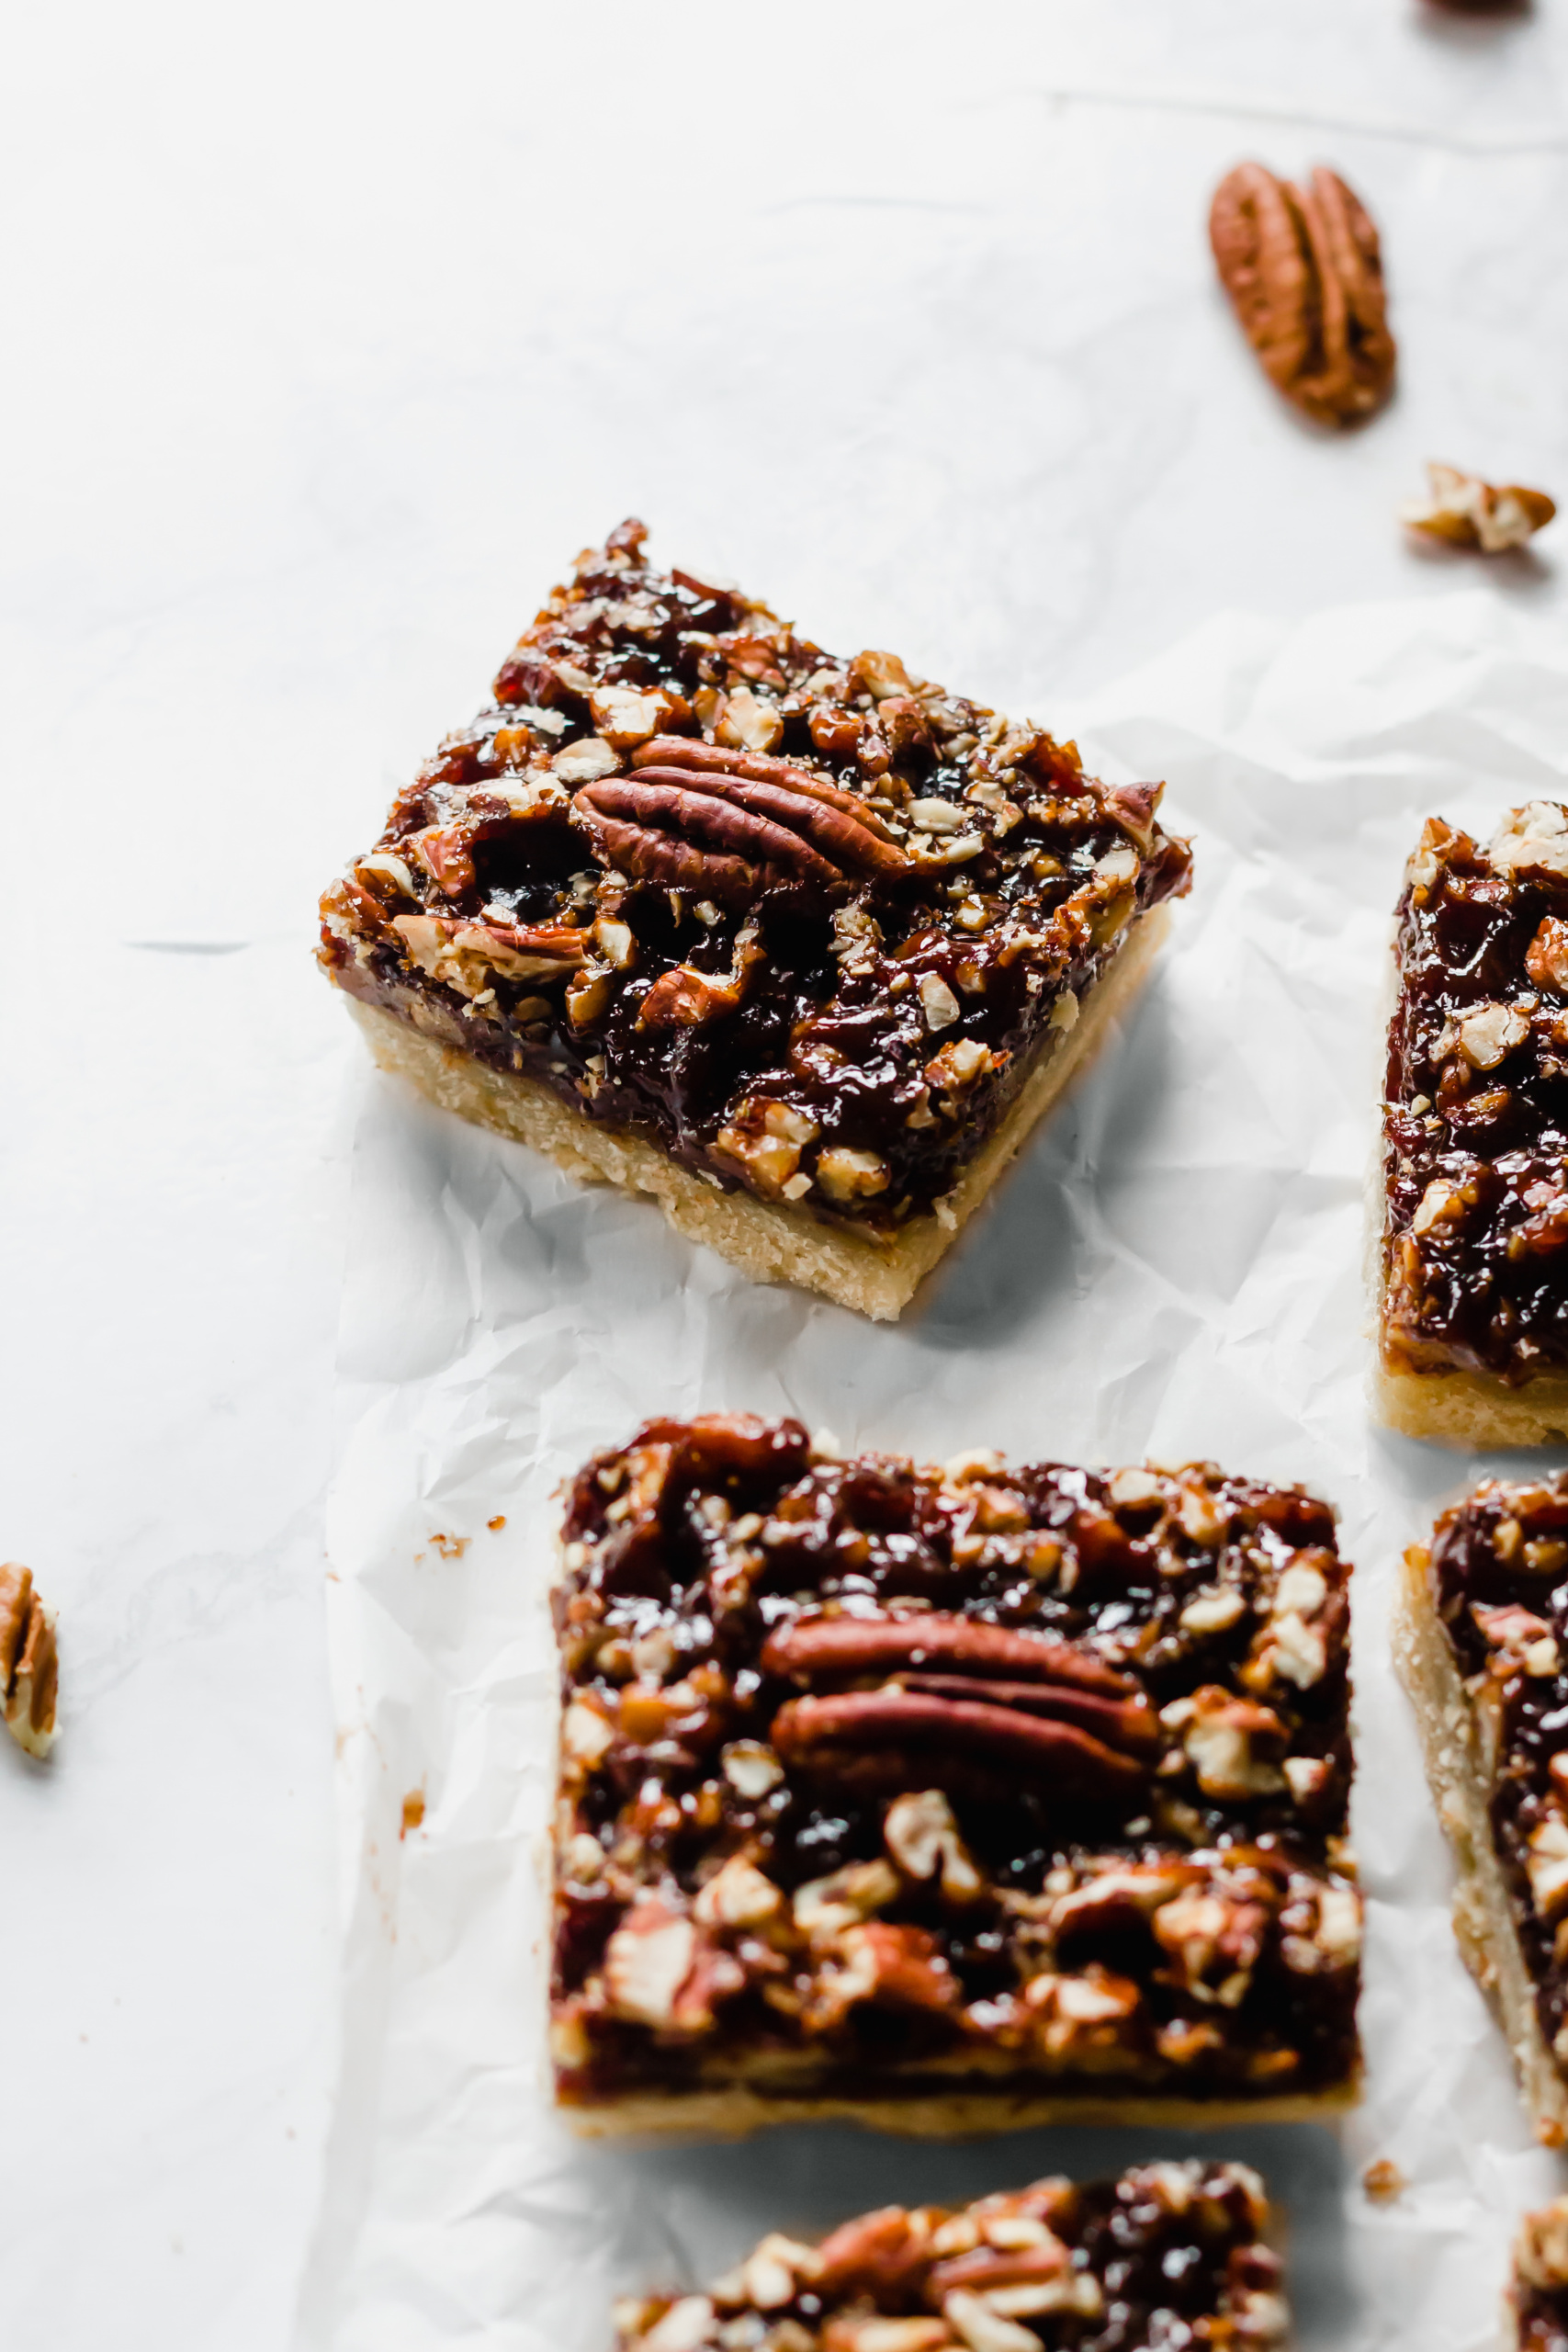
[1377,802,1568,1444]
[319,521,1190,1320]
[615,2160,1287,2352]
[1397,1476,1568,2145]
[1511,2197,1568,2352]
[550,1415,1360,2135]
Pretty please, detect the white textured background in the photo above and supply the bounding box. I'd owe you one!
[4,3,1568,2346]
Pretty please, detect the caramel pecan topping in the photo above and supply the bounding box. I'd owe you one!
[0,1562,57,1758]
[550,1420,1358,2116]
[319,524,1192,1244]
[1382,805,1568,1383]
[1210,160,1395,426]
[615,2164,1287,2352]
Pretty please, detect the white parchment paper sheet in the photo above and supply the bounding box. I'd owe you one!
[302,592,1568,2351]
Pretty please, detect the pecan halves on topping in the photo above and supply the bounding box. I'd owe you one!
[760,1611,1136,1699]
[1210,160,1394,425]
[570,738,909,912]
[0,1563,57,1758]
[772,1690,1149,1799]
[632,738,903,850]
[572,775,842,910]
[897,1672,1159,1758]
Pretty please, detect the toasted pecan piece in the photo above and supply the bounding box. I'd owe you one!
[1401,461,1556,554]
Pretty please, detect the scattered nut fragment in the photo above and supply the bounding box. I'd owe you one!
[1401,462,1555,554]
[604,1903,698,2027]
[722,1739,783,1799]
[1209,160,1395,425]
[694,1855,783,1929]
[1361,2158,1404,2206]
[0,1563,57,1758]
[884,1789,983,1902]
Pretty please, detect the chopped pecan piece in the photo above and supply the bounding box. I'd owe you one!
[1401,462,1556,555]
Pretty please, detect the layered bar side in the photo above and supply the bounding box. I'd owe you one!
[1395,1476,1568,2145]
[550,1415,1360,2136]
[319,522,1191,1320]
[614,2161,1287,2352]
[1376,804,1568,1444]
[1510,2197,1568,2352]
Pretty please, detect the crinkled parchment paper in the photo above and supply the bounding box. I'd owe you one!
[299,593,1568,2352]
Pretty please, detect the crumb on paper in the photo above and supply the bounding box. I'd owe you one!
[1362,2159,1405,2205]
[488,1514,507,1532]
[429,1532,469,1561]
[400,1791,426,1837]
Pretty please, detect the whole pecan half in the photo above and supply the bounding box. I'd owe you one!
[765,1610,1155,1803]
[760,1611,1136,1696]
[1210,161,1395,426]
[773,1689,1147,1800]
[571,737,908,911]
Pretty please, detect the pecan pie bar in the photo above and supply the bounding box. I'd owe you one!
[614,2160,1287,2352]
[1377,803,1568,1444]
[1395,1476,1568,2145]
[550,1415,1360,2136]
[319,522,1191,1320]
[1510,2197,1568,2351]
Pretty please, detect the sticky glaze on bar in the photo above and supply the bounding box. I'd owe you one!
[614,2161,1288,2351]
[550,1415,1360,2131]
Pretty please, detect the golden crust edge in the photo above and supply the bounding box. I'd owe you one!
[1371,1358,1568,1450]
[333,904,1169,1322]
[556,2075,1359,2143]
[1392,1543,1568,2146]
